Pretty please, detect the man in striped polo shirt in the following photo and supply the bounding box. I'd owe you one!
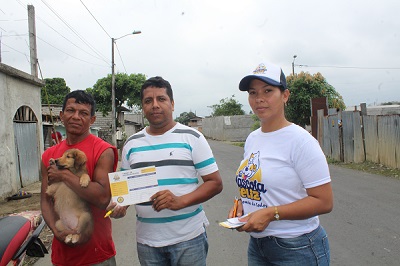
[110,76,223,266]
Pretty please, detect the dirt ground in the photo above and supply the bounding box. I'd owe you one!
[0,182,53,265]
[0,181,43,217]
[0,194,42,217]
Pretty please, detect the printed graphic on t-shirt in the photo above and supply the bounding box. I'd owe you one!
[236,151,266,202]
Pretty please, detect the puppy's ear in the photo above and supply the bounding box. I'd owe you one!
[73,149,87,168]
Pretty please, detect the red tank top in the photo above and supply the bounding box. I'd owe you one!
[42,134,118,266]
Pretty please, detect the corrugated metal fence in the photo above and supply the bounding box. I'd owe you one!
[318,110,400,169]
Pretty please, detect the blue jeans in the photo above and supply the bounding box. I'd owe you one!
[136,232,208,266]
[248,225,330,266]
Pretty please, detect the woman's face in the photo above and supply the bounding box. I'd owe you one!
[247,79,289,122]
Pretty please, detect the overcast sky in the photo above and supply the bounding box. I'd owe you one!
[2,0,400,117]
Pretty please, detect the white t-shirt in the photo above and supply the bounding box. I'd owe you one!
[121,123,219,247]
[236,123,331,238]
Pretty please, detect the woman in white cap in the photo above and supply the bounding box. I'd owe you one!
[229,62,333,265]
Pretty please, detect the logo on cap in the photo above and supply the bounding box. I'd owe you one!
[253,63,267,75]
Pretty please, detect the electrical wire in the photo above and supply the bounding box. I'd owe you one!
[115,43,127,73]
[11,0,109,66]
[296,64,400,70]
[79,0,111,38]
[1,41,30,62]
[36,35,108,68]
[39,0,109,64]
[38,59,59,143]
[36,16,107,63]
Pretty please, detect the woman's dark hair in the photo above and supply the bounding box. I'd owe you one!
[62,90,96,116]
[140,76,173,102]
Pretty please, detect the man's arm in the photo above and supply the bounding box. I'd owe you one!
[151,170,223,212]
[47,148,115,209]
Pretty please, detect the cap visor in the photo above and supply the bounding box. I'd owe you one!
[239,75,281,91]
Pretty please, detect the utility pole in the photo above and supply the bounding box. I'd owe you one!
[111,37,116,147]
[292,55,297,76]
[110,31,141,147]
[28,5,38,77]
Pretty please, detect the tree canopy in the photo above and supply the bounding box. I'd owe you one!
[286,71,346,127]
[86,73,146,116]
[208,95,245,116]
[175,111,197,125]
[41,78,70,105]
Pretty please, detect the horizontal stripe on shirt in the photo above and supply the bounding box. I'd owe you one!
[126,142,192,160]
[137,205,203,223]
[158,178,199,186]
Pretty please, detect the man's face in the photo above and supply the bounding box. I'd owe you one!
[60,98,95,136]
[142,86,175,130]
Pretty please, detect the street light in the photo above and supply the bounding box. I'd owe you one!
[292,55,297,75]
[111,30,141,147]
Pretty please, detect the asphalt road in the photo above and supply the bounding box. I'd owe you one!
[35,139,400,265]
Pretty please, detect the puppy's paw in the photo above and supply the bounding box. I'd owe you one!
[64,234,73,244]
[49,158,56,165]
[71,234,80,244]
[80,174,90,188]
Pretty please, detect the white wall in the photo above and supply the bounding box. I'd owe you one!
[0,63,44,198]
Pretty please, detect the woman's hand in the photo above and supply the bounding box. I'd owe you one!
[236,208,273,233]
[228,198,243,218]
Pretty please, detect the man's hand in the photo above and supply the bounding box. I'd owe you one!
[150,190,184,212]
[47,163,67,185]
[106,202,128,219]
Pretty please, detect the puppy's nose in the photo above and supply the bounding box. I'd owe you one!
[55,159,59,164]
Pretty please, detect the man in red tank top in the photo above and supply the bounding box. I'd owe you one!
[41,90,118,266]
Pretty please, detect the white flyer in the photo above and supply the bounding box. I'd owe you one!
[108,166,159,206]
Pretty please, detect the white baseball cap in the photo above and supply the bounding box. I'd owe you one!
[239,62,287,91]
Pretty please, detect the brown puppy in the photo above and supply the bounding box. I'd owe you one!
[46,149,93,244]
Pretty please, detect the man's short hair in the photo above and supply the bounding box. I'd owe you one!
[62,90,96,116]
[140,76,174,102]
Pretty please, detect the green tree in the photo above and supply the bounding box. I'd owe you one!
[208,95,245,116]
[41,78,70,104]
[175,111,197,125]
[381,101,400,105]
[286,72,346,127]
[87,73,146,116]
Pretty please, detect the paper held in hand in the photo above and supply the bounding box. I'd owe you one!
[108,166,159,206]
[219,213,251,229]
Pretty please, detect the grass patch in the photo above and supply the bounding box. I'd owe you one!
[230,142,245,148]
[328,159,400,180]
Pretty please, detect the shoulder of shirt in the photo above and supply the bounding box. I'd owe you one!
[171,123,203,138]
[125,129,146,145]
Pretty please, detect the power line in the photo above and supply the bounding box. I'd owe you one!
[1,41,29,62]
[1,34,28,37]
[13,0,109,64]
[39,0,109,65]
[36,16,108,64]
[115,43,127,73]
[36,35,108,68]
[79,0,111,39]
[296,64,400,70]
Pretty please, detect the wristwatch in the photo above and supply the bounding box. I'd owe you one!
[274,206,280,221]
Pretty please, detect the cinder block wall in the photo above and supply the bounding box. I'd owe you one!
[202,115,254,142]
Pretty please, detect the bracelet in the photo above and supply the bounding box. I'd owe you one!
[274,206,280,221]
